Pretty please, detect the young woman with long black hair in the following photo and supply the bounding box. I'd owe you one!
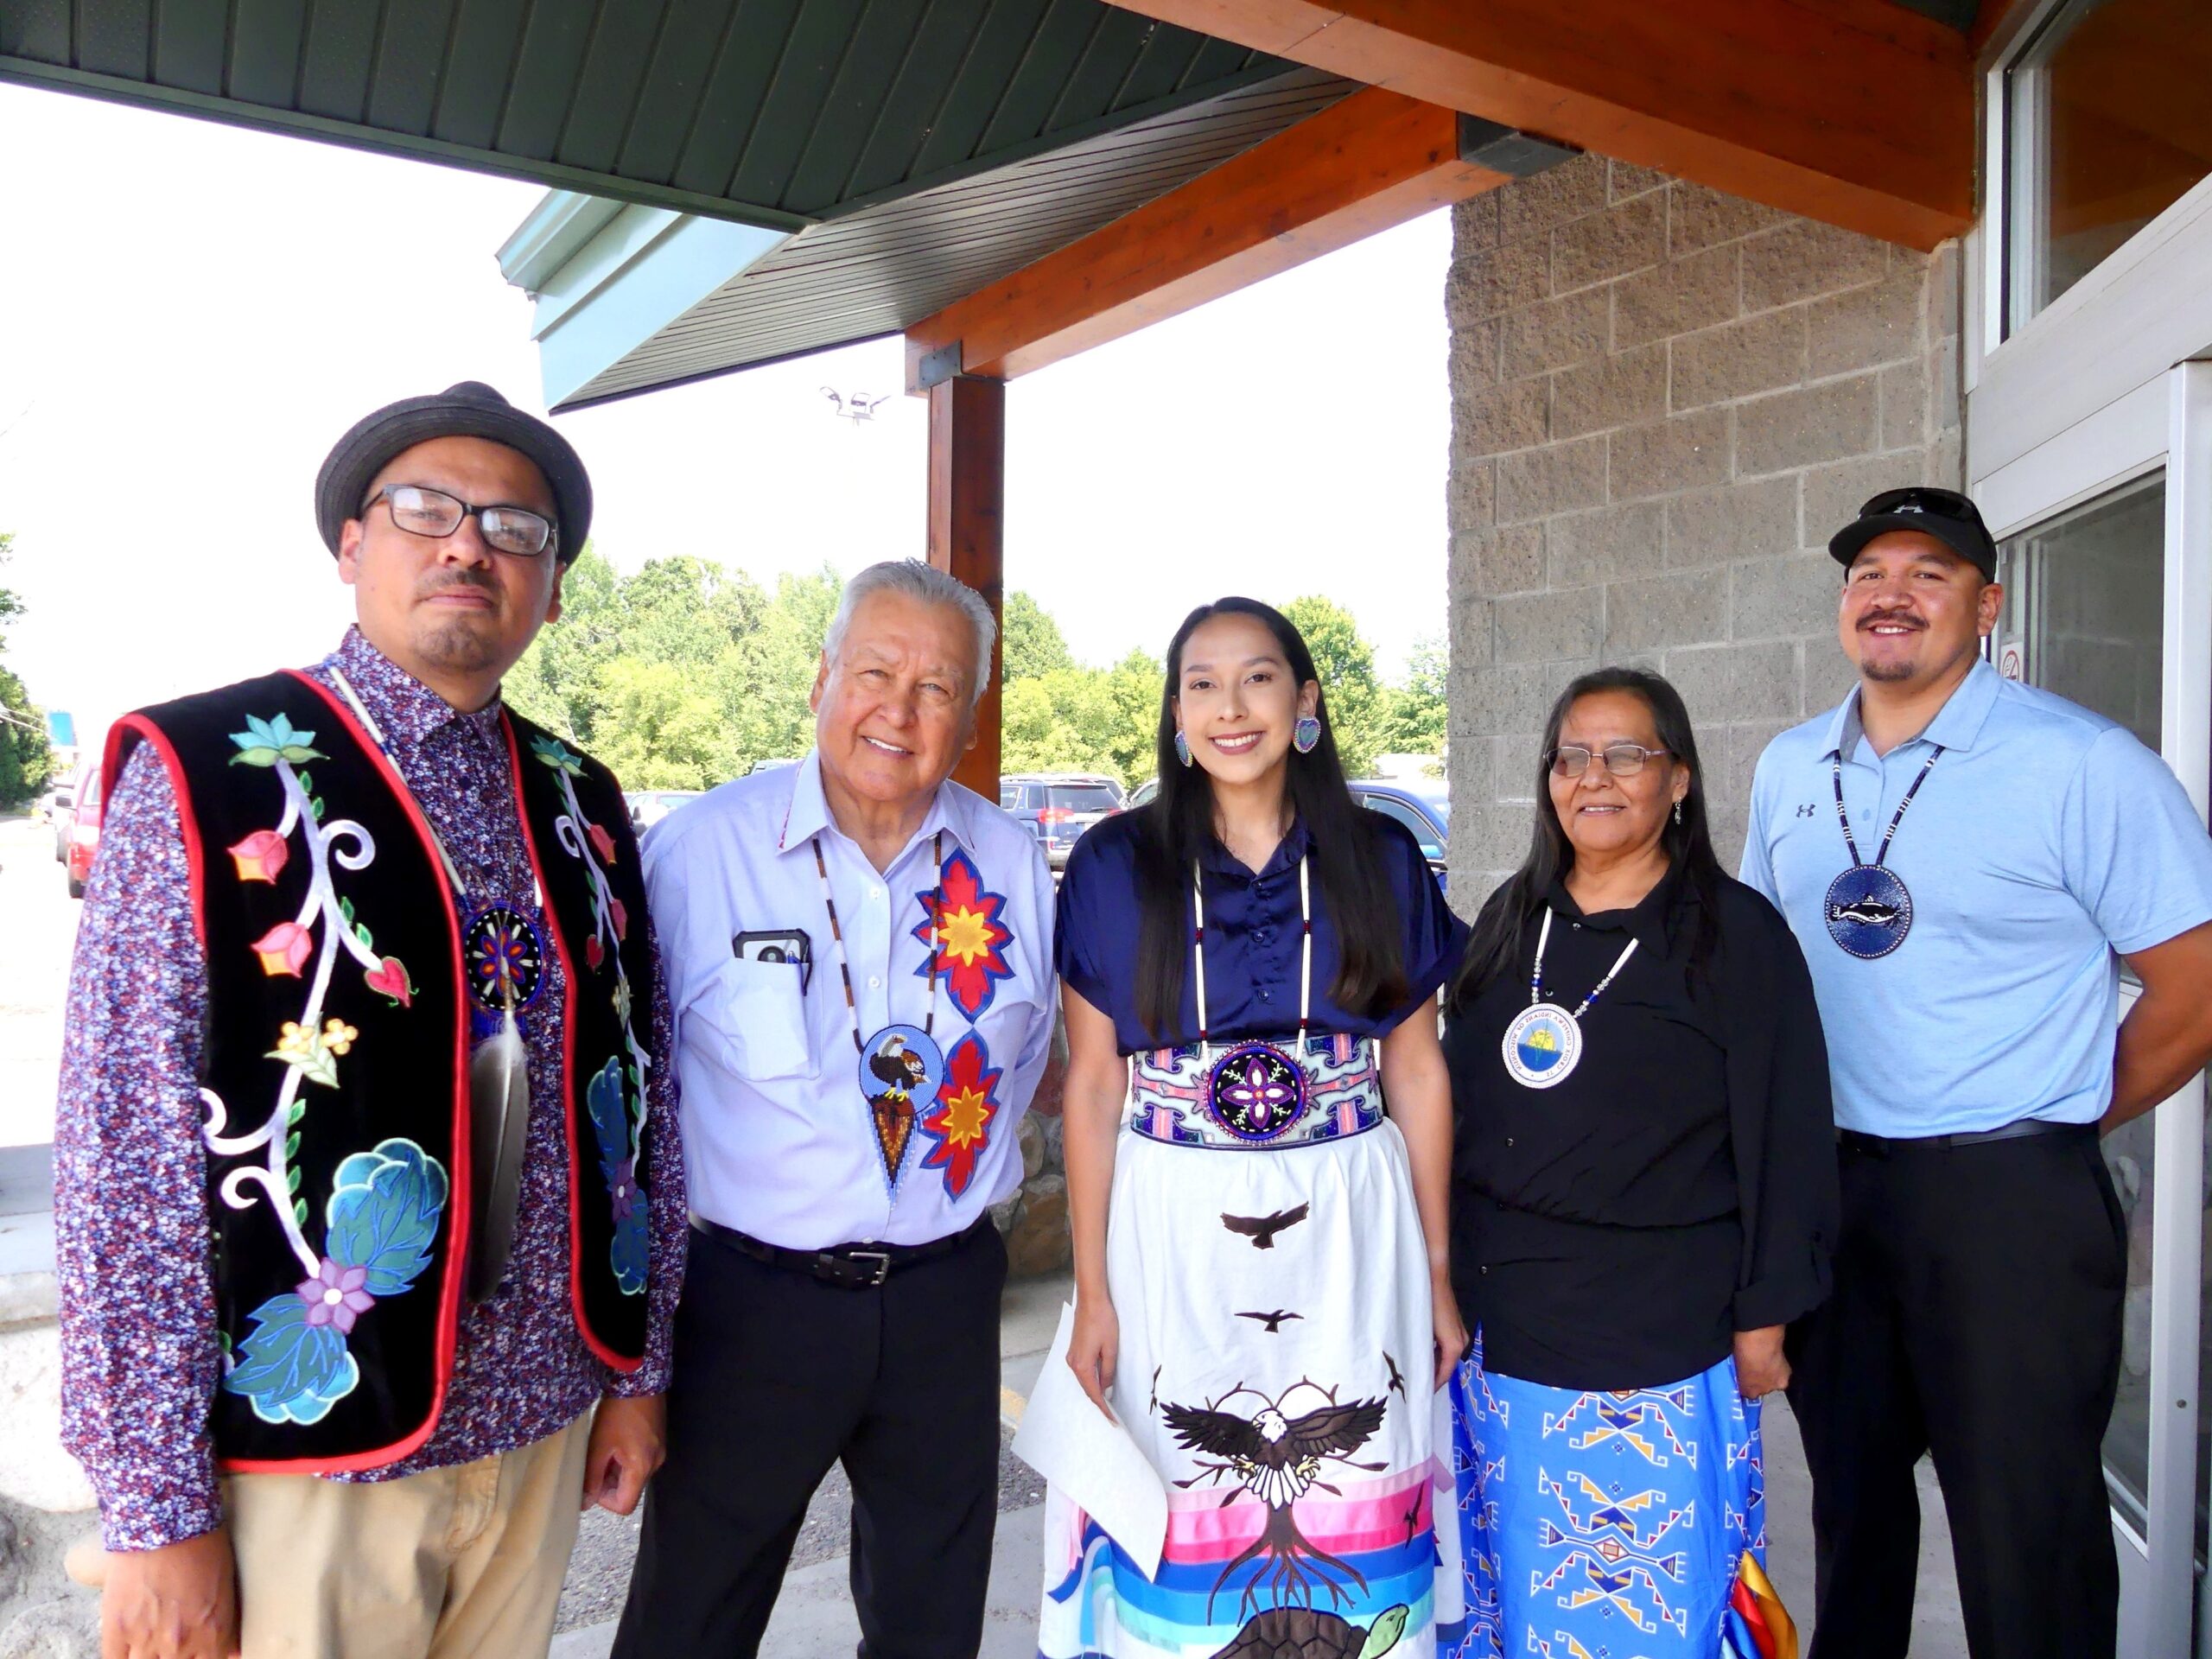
[1037,599,1469,1659]
[1440,667,1835,1659]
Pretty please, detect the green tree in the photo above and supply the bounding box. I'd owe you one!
[502,543,619,742]
[583,658,728,790]
[1103,649,1165,786]
[1281,594,1382,776]
[0,532,54,808]
[0,531,22,639]
[505,555,842,786]
[0,665,52,808]
[1001,591,1075,683]
[723,568,842,766]
[1001,668,1122,779]
[1374,636,1447,760]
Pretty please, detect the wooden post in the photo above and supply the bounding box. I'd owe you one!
[926,374,1005,798]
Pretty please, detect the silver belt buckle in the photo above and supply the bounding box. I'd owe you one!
[849,1249,891,1287]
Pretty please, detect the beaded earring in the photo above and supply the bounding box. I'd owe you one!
[1293,715,1322,755]
[1175,730,1193,767]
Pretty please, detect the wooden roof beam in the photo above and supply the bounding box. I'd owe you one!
[1102,0,1976,250]
[906,87,1522,390]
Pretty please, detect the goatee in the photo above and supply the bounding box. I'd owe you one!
[416,619,503,674]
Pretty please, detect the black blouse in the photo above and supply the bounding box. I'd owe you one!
[1444,863,1837,1390]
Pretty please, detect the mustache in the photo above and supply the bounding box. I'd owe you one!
[1858,610,1925,630]
[416,570,499,602]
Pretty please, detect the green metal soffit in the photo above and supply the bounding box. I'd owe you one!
[518,64,1352,409]
[0,0,1294,232]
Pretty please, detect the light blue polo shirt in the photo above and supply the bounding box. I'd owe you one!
[1742,658,2212,1137]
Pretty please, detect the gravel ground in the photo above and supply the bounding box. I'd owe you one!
[556,1430,1045,1633]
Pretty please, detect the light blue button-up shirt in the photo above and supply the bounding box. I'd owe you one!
[643,753,1056,1249]
[1742,658,2212,1137]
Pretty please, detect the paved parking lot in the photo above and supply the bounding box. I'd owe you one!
[0,812,80,1148]
[554,1270,1971,1657]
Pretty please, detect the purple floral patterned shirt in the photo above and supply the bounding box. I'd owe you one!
[54,627,685,1552]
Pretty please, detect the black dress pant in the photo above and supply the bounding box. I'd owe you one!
[612,1219,1008,1659]
[1785,1127,2126,1659]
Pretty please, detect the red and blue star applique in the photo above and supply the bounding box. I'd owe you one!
[918,1031,1004,1198]
[912,849,1016,1020]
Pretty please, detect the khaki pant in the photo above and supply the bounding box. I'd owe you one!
[226,1412,592,1659]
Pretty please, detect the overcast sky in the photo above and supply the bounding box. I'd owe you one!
[0,81,1452,743]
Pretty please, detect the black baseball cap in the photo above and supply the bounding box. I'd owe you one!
[314,381,592,563]
[1828,486,1997,580]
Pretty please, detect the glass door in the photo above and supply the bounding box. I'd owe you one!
[1981,363,2212,1658]
[2172,362,2212,1659]
[1996,474,2168,1539]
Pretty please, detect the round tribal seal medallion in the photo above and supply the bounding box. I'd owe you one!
[463,905,546,1014]
[1503,1003,1582,1089]
[1206,1043,1308,1142]
[1823,863,1914,959]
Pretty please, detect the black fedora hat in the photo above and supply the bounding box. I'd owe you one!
[314,381,592,563]
[1827,485,1996,580]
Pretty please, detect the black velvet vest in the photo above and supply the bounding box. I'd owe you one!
[106,670,657,1472]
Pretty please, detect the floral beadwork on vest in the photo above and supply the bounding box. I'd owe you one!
[107,671,660,1472]
[528,734,652,1295]
[203,709,445,1427]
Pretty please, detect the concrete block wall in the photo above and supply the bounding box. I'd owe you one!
[1445,154,1966,900]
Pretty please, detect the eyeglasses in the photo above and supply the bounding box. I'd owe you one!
[365,484,556,558]
[1547,743,1671,779]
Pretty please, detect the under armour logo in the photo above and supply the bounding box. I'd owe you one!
[1796,804,1819,818]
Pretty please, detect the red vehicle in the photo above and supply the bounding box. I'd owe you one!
[64,760,103,899]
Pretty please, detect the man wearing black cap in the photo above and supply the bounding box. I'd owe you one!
[1740,486,2212,1657]
[54,384,685,1658]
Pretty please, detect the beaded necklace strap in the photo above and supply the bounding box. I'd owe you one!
[1527,908,1639,1019]
[1834,745,1943,869]
[812,831,943,1054]
[328,664,560,931]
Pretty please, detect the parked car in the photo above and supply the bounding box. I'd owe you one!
[64,760,104,899]
[1348,779,1451,896]
[47,776,78,861]
[1111,774,1449,893]
[37,778,74,830]
[626,790,703,834]
[999,773,1124,869]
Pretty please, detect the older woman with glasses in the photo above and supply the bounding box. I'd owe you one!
[1438,667,1836,1659]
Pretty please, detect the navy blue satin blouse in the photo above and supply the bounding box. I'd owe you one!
[1055,808,1467,1055]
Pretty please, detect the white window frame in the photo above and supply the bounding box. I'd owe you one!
[1971,0,2212,480]
[1969,10,2212,1650]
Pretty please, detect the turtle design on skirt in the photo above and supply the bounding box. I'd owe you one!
[1209,1602,1409,1659]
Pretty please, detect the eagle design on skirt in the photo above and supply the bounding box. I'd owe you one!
[1164,1382,1389,1617]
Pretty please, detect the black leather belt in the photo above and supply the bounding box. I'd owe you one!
[690,1212,988,1288]
[1839,1118,2095,1155]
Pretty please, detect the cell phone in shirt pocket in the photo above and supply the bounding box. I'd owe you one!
[708,937,817,1083]
[733,929,811,995]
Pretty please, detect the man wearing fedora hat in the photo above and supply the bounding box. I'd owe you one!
[54,383,685,1658]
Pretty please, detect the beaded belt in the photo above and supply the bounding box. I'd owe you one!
[1128,1030,1384,1151]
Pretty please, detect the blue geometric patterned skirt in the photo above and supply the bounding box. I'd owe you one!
[1440,1330,1765,1659]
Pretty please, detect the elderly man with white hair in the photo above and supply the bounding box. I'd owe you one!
[612,559,1056,1658]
